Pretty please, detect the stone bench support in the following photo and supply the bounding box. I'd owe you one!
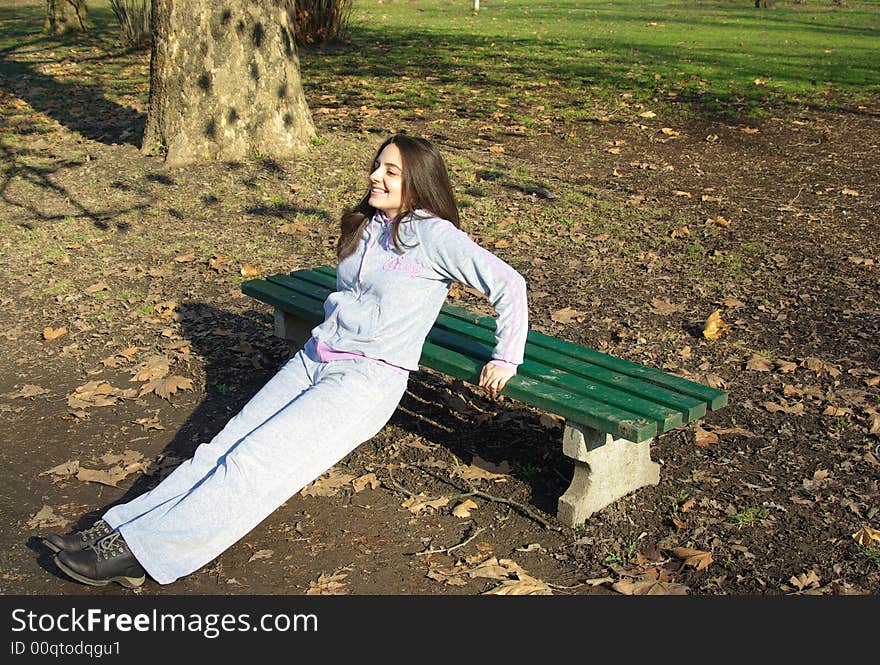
[275,309,312,351]
[556,421,661,528]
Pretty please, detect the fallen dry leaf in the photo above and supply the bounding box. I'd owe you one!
[27,505,69,530]
[426,562,470,586]
[741,127,760,134]
[43,326,67,340]
[133,416,164,431]
[551,307,586,324]
[208,255,228,271]
[671,190,692,198]
[301,468,357,497]
[4,384,50,399]
[67,381,128,409]
[776,359,798,373]
[483,577,553,595]
[671,547,714,571]
[712,426,755,437]
[153,301,179,319]
[468,557,511,580]
[822,405,852,417]
[84,281,110,294]
[456,456,511,483]
[240,264,261,278]
[452,499,479,518]
[651,298,685,316]
[851,526,880,547]
[704,373,726,389]
[307,571,349,595]
[789,570,821,591]
[763,401,805,415]
[802,357,841,378]
[138,375,193,401]
[352,472,380,493]
[101,450,143,467]
[247,549,273,562]
[638,110,657,119]
[702,309,727,339]
[402,493,450,515]
[471,558,553,595]
[76,466,134,487]
[40,460,80,478]
[279,221,308,234]
[747,353,773,371]
[612,577,689,595]
[131,355,170,382]
[841,188,860,197]
[539,413,564,429]
[694,426,720,447]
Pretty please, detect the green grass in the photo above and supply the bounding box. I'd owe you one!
[2,0,876,134]
[304,0,880,118]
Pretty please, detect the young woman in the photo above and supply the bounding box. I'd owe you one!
[44,134,529,588]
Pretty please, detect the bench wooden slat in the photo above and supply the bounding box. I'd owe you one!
[307,265,726,411]
[418,339,657,443]
[427,326,682,432]
[241,277,322,317]
[242,277,657,442]
[270,270,708,428]
[427,316,699,429]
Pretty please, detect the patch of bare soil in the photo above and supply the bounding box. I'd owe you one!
[1,58,878,597]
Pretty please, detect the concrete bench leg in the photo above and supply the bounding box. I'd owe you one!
[274,309,314,352]
[557,421,661,528]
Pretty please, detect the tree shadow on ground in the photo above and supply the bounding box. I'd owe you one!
[0,56,145,147]
[0,133,148,232]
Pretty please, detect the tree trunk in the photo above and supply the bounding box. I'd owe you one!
[142,0,315,166]
[45,0,89,34]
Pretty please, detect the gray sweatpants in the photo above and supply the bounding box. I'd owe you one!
[102,345,409,584]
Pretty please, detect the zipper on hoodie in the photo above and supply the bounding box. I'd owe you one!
[355,220,376,292]
[325,218,377,338]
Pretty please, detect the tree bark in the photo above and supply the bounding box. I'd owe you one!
[45,0,89,34]
[142,0,315,166]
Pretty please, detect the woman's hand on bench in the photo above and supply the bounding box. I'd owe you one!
[479,361,516,399]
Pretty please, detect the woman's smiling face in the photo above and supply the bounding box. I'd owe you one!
[368,143,404,218]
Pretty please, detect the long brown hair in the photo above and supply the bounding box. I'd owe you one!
[337,135,461,261]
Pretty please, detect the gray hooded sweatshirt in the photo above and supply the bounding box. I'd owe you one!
[311,210,528,372]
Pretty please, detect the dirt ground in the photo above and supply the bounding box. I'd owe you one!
[1,32,879,597]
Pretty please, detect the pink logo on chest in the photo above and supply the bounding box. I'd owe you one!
[383,255,423,277]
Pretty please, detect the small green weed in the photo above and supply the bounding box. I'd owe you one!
[731,506,770,528]
[668,489,692,516]
[859,546,880,568]
[602,541,639,566]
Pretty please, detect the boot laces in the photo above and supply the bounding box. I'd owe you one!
[79,519,111,543]
[89,532,127,561]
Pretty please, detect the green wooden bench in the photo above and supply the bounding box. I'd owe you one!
[241,266,728,527]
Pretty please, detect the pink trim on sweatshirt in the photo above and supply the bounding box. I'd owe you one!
[307,337,410,376]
